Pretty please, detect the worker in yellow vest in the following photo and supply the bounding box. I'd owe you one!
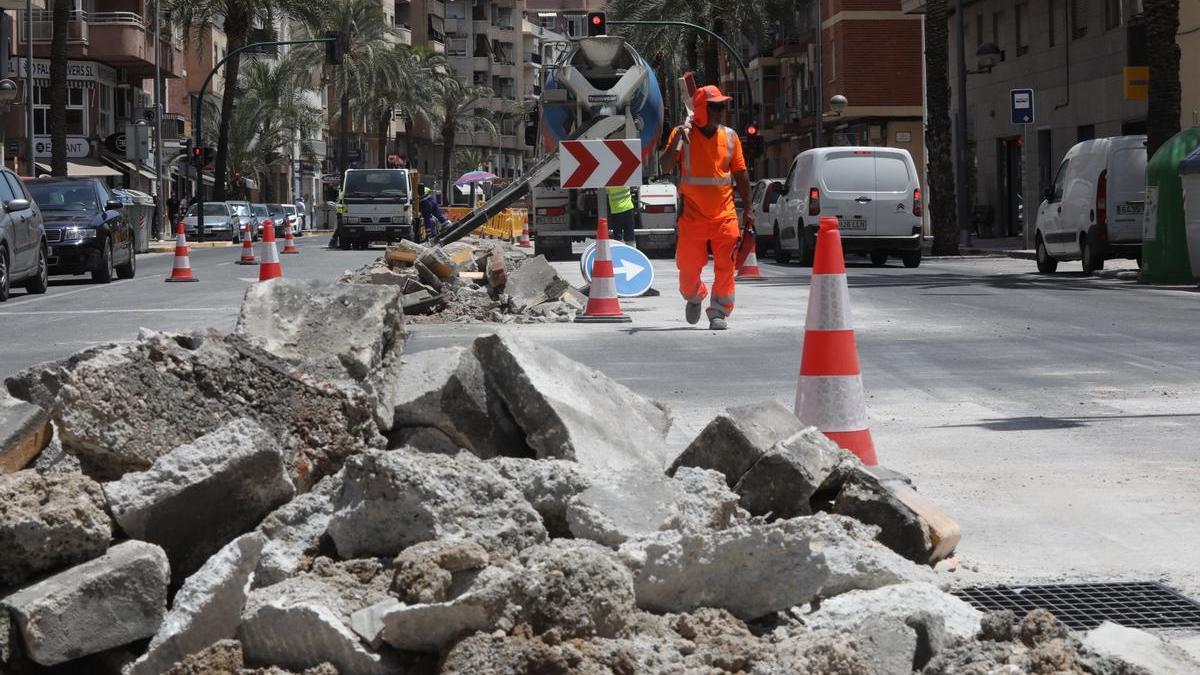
[606,186,637,247]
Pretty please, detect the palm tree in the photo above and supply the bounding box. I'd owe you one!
[49,0,70,176]
[430,77,496,201]
[1144,0,1181,156]
[924,0,957,255]
[165,0,320,199]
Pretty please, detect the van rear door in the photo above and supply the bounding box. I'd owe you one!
[818,150,877,238]
[872,151,919,238]
[1108,145,1147,243]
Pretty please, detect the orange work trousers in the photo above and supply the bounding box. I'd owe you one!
[676,217,740,320]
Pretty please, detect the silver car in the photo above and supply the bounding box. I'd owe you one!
[0,168,49,301]
[182,202,237,242]
[226,200,257,242]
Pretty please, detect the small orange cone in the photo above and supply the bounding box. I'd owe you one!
[281,224,299,254]
[165,221,198,282]
[258,218,282,281]
[236,222,258,265]
[575,218,631,323]
[795,216,876,465]
[736,233,763,279]
[518,216,532,248]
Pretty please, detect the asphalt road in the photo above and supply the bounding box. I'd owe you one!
[4,240,1200,602]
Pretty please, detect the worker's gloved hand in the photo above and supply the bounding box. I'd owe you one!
[678,111,694,142]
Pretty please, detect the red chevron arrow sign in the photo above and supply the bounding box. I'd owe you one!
[559,139,643,189]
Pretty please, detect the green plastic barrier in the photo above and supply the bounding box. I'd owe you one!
[1142,127,1200,283]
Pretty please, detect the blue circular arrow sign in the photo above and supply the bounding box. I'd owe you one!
[579,242,655,297]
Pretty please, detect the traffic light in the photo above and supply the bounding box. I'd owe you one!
[744,123,763,156]
[324,30,344,65]
[192,144,203,166]
[586,11,606,36]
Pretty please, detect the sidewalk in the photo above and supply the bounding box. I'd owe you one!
[923,236,1035,260]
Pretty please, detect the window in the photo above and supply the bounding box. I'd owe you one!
[976,14,984,46]
[99,83,113,136]
[992,11,1003,46]
[32,85,87,135]
[0,173,16,204]
[1071,0,1088,39]
[1049,1,1057,46]
[829,39,836,82]
[874,156,913,192]
[1015,3,1029,56]
[1077,124,1095,142]
[1104,0,1121,30]
[1051,160,1069,202]
[822,155,876,192]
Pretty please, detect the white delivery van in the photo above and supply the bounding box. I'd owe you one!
[635,182,679,258]
[336,169,416,249]
[750,178,785,253]
[772,147,923,267]
[1034,135,1147,274]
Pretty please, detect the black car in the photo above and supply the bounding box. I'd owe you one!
[26,177,135,283]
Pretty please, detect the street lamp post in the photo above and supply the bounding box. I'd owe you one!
[25,0,34,177]
[0,79,20,167]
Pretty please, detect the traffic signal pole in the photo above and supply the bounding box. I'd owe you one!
[193,36,336,239]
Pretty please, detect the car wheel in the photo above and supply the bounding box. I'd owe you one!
[25,244,48,294]
[116,244,136,279]
[0,245,10,302]
[340,238,352,251]
[92,241,114,283]
[773,225,792,264]
[1081,239,1104,274]
[901,250,922,268]
[870,251,889,266]
[1036,236,1058,273]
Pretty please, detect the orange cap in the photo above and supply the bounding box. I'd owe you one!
[692,85,732,127]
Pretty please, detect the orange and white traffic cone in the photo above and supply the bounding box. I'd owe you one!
[575,218,631,323]
[518,217,532,248]
[236,223,258,265]
[258,219,282,282]
[281,225,299,254]
[165,221,198,283]
[795,216,876,465]
[736,234,763,279]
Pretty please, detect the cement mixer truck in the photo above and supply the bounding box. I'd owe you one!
[434,33,665,251]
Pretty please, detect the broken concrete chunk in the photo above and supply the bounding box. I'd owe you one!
[420,247,459,280]
[126,534,265,675]
[566,467,743,548]
[832,464,961,565]
[474,333,674,472]
[504,255,569,313]
[733,428,847,518]
[253,471,343,589]
[668,400,808,487]
[619,513,936,620]
[489,457,594,537]
[235,279,405,384]
[383,346,527,458]
[0,392,52,473]
[391,540,490,604]
[1082,621,1200,674]
[2,541,169,666]
[326,450,546,559]
[805,582,982,641]
[103,419,295,583]
[516,540,636,639]
[45,330,379,484]
[0,470,112,587]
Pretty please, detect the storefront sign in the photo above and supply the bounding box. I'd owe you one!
[33,136,90,159]
[5,57,113,82]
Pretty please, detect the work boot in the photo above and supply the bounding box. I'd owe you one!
[685,301,702,325]
[709,316,728,331]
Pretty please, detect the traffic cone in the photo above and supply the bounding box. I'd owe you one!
[518,216,532,248]
[575,218,631,323]
[281,225,299,254]
[165,221,198,282]
[236,223,258,265]
[794,216,876,465]
[258,219,282,282]
[736,234,763,279]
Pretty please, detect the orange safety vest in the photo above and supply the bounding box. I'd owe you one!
[672,125,742,234]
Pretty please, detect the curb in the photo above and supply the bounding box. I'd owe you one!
[147,241,235,253]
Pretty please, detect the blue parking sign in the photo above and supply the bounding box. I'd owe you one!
[580,242,655,297]
[1010,89,1035,125]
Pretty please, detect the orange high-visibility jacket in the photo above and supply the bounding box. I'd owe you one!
[666,125,746,236]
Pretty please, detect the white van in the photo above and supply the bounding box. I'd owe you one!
[771,147,923,267]
[1035,135,1146,274]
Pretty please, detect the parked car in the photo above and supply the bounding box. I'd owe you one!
[1034,135,1147,274]
[772,147,923,268]
[635,182,679,258]
[26,177,135,283]
[0,168,49,301]
[267,203,291,238]
[282,204,301,236]
[750,178,785,253]
[227,200,257,242]
[251,203,272,237]
[182,202,238,242]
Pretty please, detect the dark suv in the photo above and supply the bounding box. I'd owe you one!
[27,177,136,283]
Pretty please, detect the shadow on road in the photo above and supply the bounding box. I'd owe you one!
[747,270,1200,295]
[938,412,1200,432]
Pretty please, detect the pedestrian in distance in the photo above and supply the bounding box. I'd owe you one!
[294,195,307,231]
[418,185,450,242]
[606,186,637,246]
[659,85,755,330]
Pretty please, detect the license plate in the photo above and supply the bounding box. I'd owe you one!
[1117,203,1144,215]
[841,218,867,230]
[366,225,387,232]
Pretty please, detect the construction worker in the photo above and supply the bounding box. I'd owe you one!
[418,185,450,242]
[606,186,637,245]
[660,85,754,330]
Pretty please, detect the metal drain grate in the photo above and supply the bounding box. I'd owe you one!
[953,582,1200,631]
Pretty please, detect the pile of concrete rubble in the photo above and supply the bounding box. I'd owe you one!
[0,279,1191,674]
[338,237,585,324]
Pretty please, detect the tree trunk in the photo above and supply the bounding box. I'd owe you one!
[378,112,390,169]
[441,122,455,203]
[1145,0,1181,156]
[213,7,248,201]
[924,0,958,255]
[338,89,351,176]
[49,0,69,177]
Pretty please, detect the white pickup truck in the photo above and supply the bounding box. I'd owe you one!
[336,169,416,249]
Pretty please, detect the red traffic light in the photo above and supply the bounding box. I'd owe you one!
[586,11,605,36]
[746,124,758,136]
[192,146,202,156]
[592,15,601,25]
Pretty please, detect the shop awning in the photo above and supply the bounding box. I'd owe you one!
[100,155,158,182]
[34,159,122,178]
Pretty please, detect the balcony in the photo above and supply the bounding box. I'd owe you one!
[15,10,184,79]
[18,10,88,46]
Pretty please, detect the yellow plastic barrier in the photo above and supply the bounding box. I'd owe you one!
[441,205,527,241]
